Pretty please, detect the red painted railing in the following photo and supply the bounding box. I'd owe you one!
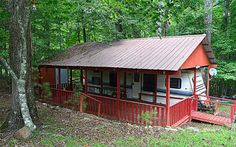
[190,96,236,123]
[139,92,184,100]
[120,99,166,126]
[88,94,166,126]
[79,93,102,116]
[170,96,193,126]
[50,83,72,90]
[39,88,81,110]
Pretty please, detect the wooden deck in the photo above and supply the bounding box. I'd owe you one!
[191,111,231,126]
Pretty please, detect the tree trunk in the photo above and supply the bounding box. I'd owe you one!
[115,9,123,39]
[156,1,164,38]
[26,17,40,126]
[1,0,36,132]
[204,0,213,45]
[82,26,87,42]
[77,27,81,43]
[43,18,50,51]
[81,14,87,43]
[222,0,230,32]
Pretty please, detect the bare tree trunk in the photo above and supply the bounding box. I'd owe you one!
[204,0,213,45]
[222,0,230,32]
[156,1,164,39]
[43,18,51,51]
[77,27,81,43]
[26,17,40,125]
[0,0,36,132]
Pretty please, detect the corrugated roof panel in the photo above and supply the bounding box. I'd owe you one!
[42,34,216,71]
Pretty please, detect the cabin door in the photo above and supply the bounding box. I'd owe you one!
[132,73,141,98]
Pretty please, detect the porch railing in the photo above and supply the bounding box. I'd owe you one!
[79,93,102,116]
[190,95,236,123]
[120,99,166,126]
[39,88,80,110]
[170,96,193,126]
[88,94,166,126]
[50,83,72,90]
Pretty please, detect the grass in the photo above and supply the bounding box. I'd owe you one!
[7,123,236,147]
[157,127,236,147]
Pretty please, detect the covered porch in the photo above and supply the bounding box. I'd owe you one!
[38,66,200,127]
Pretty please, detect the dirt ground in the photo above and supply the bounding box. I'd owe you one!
[0,89,228,146]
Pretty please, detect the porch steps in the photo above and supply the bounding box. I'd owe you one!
[191,111,231,126]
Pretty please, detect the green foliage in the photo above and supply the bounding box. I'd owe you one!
[141,109,158,127]
[8,138,18,147]
[114,136,144,147]
[41,82,52,99]
[0,1,9,59]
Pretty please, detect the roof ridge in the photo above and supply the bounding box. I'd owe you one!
[114,34,206,42]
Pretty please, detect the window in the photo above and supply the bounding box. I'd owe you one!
[143,74,155,92]
[109,72,117,87]
[134,73,140,82]
[92,77,101,85]
[170,78,181,89]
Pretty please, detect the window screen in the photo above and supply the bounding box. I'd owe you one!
[134,73,140,82]
[92,77,101,85]
[143,74,155,92]
[170,78,181,89]
[109,72,117,87]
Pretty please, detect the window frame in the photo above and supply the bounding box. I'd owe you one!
[170,78,182,89]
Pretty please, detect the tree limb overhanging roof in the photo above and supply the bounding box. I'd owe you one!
[41,34,216,71]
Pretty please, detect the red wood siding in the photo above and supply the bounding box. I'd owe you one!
[181,44,211,69]
[40,67,56,85]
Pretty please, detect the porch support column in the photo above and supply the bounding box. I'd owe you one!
[124,72,126,99]
[100,71,103,95]
[80,69,83,92]
[206,66,210,97]
[193,68,198,111]
[70,69,73,90]
[193,68,197,97]
[38,67,42,96]
[58,67,61,89]
[166,73,170,126]
[84,69,88,94]
[153,74,157,104]
[117,71,121,120]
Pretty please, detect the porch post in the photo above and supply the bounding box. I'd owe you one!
[193,68,198,111]
[100,71,103,95]
[38,67,42,96]
[193,68,197,96]
[139,73,142,101]
[80,69,84,92]
[84,69,88,94]
[70,69,73,90]
[166,73,170,126]
[117,71,121,120]
[206,66,210,97]
[58,67,61,89]
[124,72,126,99]
[153,74,157,104]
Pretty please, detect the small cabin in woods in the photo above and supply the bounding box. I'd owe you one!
[38,34,236,127]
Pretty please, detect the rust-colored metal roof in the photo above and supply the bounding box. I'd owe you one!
[42,34,216,71]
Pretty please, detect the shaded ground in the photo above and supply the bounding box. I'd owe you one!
[0,90,10,126]
[0,89,236,146]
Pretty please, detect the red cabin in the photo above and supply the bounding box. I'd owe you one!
[38,34,235,127]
